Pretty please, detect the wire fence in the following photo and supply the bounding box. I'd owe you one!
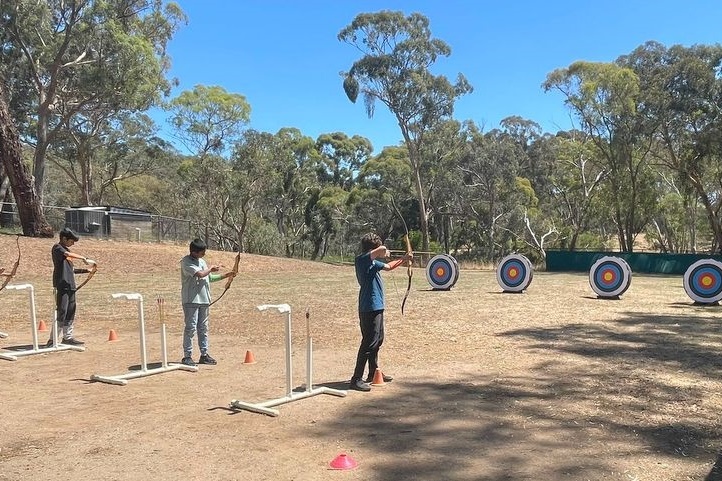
[0,203,192,244]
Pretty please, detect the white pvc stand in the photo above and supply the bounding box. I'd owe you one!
[90,293,198,385]
[230,304,346,416]
[0,284,85,361]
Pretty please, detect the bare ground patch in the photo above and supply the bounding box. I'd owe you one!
[1,235,721,480]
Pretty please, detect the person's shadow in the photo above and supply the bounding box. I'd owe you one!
[706,452,722,480]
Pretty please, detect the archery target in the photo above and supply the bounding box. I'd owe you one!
[426,254,459,290]
[496,254,533,292]
[683,259,722,304]
[589,256,632,298]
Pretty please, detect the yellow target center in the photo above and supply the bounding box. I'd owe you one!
[701,275,713,287]
[509,268,518,278]
[435,267,445,276]
[603,271,614,282]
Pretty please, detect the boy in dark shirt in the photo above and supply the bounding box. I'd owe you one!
[47,228,95,346]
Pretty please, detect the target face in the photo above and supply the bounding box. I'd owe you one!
[683,259,722,304]
[589,256,632,298]
[426,254,459,290]
[496,254,533,292]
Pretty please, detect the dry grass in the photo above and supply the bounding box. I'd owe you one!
[1,235,722,481]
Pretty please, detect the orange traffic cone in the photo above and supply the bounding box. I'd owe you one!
[37,320,48,332]
[370,368,386,386]
[243,350,256,365]
[107,329,118,341]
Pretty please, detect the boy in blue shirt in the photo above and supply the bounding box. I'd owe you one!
[350,232,412,391]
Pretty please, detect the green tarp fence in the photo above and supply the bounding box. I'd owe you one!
[545,251,722,275]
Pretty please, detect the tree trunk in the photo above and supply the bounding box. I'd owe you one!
[0,84,54,237]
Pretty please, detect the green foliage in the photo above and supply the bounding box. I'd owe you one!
[166,85,251,156]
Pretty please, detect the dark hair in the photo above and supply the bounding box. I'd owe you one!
[59,227,79,241]
[360,232,382,252]
[189,238,207,253]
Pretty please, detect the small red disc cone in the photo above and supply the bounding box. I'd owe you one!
[329,453,358,470]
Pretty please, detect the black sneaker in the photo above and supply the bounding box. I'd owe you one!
[198,354,217,365]
[45,339,54,348]
[61,337,85,346]
[349,379,371,392]
[181,357,196,367]
[366,373,394,383]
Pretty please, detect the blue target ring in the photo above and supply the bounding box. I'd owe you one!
[496,254,533,292]
[426,254,458,290]
[683,259,722,304]
[589,256,631,298]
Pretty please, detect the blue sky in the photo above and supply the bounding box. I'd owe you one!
[157,1,722,154]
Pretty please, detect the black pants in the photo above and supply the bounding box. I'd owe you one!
[351,310,384,382]
[56,289,77,328]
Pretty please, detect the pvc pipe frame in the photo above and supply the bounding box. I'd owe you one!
[0,284,85,361]
[90,293,198,385]
[229,304,346,416]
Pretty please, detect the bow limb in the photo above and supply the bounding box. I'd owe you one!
[400,233,413,315]
[0,235,21,292]
[390,196,413,315]
[75,262,97,291]
[209,250,240,307]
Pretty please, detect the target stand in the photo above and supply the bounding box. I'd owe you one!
[589,256,632,299]
[683,259,722,305]
[90,293,198,385]
[229,304,346,417]
[496,254,534,293]
[426,254,460,290]
[0,284,85,361]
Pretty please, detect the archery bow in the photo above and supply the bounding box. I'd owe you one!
[390,197,413,315]
[0,235,20,292]
[209,243,240,307]
[75,259,97,292]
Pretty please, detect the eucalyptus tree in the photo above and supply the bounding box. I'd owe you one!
[417,119,466,250]
[315,132,372,190]
[263,128,320,257]
[166,84,251,247]
[339,11,473,250]
[50,113,168,205]
[457,123,529,261]
[545,130,608,250]
[348,145,412,244]
[620,42,722,252]
[166,85,251,158]
[0,0,185,204]
[543,61,659,252]
[302,132,372,259]
[0,82,52,235]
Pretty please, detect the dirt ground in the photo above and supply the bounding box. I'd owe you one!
[1,235,722,481]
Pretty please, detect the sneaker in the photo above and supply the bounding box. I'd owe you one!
[45,339,54,348]
[366,373,394,383]
[349,379,371,392]
[198,354,217,365]
[61,337,85,346]
[181,357,196,367]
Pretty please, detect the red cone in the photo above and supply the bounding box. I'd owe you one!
[329,453,358,470]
